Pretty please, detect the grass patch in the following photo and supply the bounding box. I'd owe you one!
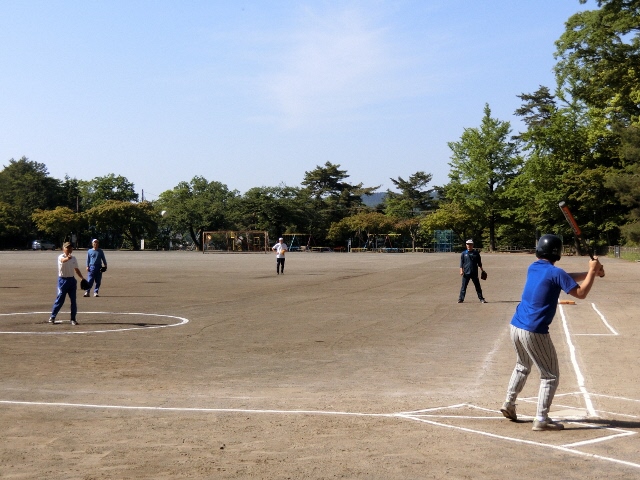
[609,251,640,262]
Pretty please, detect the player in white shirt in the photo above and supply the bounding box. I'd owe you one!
[272,237,288,275]
[48,242,87,325]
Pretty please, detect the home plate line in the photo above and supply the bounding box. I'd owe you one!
[2,399,638,470]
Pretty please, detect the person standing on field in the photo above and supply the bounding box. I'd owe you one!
[49,242,87,326]
[500,234,604,431]
[85,238,107,297]
[272,237,288,275]
[458,239,486,303]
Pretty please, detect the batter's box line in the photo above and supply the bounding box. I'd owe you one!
[518,392,640,419]
[562,303,618,336]
[398,403,536,420]
[396,408,640,471]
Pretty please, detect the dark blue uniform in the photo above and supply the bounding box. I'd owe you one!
[459,248,485,302]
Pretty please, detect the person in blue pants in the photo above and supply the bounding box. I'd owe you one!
[49,242,87,325]
[85,238,107,297]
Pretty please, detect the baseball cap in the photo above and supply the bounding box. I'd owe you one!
[465,239,474,244]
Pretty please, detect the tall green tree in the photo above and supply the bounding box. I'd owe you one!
[605,125,640,244]
[157,176,238,250]
[555,0,640,126]
[508,86,625,249]
[301,162,379,241]
[84,200,157,251]
[384,171,435,218]
[79,174,138,210]
[234,185,306,239]
[446,104,522,251]
[0,157,60,247]
[0,202,21,243]
[57,176,82,212]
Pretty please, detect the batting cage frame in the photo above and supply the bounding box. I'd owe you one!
[202,231,270,253]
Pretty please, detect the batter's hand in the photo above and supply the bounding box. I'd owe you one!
[589,256,605,278]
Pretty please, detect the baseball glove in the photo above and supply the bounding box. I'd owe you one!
[100,266,107,273]
[481,270,488,281]
[80,279,90,290]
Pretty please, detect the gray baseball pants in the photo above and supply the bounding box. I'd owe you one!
[505,324,559,419]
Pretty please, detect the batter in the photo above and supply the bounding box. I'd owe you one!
[500,234,604,431]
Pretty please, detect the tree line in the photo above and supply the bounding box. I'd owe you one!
[1,0,639,252]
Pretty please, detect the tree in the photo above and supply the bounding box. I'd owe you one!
[384,171,435,218]
[605,125,640,244]
[0,202,21,243]
[327,211,395,248]
[301,162,379,241]
[0,157,61,247]
[394,217,424,252]
[420,201,477,246]
[32,207,83,246]
[79,174,138,210]
[234,185,306,239]
[57,176,82,212]
[555,0,640,126]
[156,177,238,250]
[446,104,522,251]
[84,200,157,250]
[507,86,626,249]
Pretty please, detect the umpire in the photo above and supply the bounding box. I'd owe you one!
[458,239,486,303]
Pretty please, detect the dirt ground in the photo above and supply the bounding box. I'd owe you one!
[1,249,639,479]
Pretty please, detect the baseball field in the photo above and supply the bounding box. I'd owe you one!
[1,250,639,479]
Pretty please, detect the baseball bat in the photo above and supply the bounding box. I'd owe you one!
[558,201,593,259]
[558,200,604,276]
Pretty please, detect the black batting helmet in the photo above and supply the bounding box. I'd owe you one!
[536,234,562,262]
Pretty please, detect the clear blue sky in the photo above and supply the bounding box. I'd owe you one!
[1,1,591,200]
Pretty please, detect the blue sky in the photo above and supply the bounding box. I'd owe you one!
[1,1,590,200]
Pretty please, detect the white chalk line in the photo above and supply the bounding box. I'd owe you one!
[397,414,640,470]
[569,302,618,336]
[0,311,189,335]
[559,305,597,417]
[515,394,640,420]
[562,430,636,448]
[2,399,638,470]
[589,392,640,403]
[2,305,636,470]
[591,302,619,335]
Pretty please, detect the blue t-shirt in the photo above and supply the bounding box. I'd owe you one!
[86,248,107,268]
[511,260,578,334]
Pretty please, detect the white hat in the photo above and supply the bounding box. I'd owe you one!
[279,237,284,241]
[465,239,474,244]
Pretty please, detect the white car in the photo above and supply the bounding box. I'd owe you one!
[32,240,56,250]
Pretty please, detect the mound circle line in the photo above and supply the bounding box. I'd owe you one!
[0,311,189,335]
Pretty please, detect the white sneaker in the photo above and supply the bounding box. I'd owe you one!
[94,293,99,297]
[532,418,564,431]
[500,402,517,421]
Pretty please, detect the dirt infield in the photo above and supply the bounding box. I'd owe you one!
[1,250,639,479]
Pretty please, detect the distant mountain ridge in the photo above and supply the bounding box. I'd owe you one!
[362,192,386,207]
